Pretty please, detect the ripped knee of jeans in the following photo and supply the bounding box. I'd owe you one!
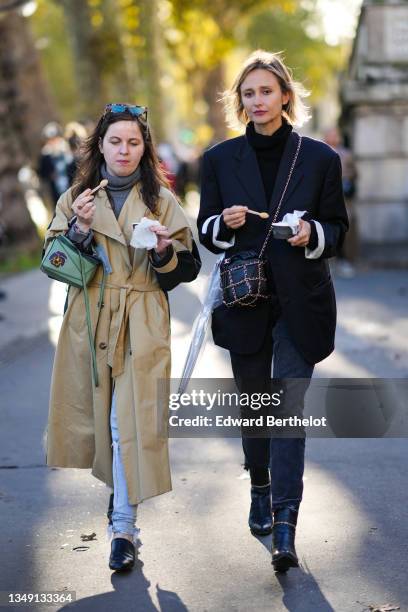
[111,439,120,454]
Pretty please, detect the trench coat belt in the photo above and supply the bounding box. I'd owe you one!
[89,280,159,378]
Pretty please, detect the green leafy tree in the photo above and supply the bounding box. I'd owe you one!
[166,0,345,141]
[166,0,297,140]
[246,4,345,103]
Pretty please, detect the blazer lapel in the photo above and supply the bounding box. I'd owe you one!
[268,131,304,219]
[233,138,268,211]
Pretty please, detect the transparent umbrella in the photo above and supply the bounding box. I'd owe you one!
[178,256,224,394]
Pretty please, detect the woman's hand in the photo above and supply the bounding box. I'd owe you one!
[71,189,96,232]
[287,219,311,247]
[149,224,172,255]
[223,205,248,229]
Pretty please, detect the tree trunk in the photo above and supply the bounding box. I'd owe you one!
[16,13,58,160]
[202,63,228,143]
[117,0,166,141]
[60,0,132,119]
[99,0,132,102]
[135,0,165,142]
[59,0,106,118]
[0,11,57,162]
[0,11,48,258]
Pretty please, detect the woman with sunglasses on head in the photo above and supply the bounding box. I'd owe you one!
[44,103,201,572]
[198,51,348,573]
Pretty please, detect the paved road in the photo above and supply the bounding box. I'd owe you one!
[0,243,407,611]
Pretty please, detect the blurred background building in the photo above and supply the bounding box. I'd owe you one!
[341,0,408,266]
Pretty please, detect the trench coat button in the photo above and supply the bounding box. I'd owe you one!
[99,342,107,350]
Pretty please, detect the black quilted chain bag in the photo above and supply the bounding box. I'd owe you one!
[220,134,302,308]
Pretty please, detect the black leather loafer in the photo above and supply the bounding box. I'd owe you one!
[271,507,299,573]
[109,538,135,571]
[248,485,272,536]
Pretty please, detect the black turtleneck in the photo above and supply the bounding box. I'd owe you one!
[246,119,318,251]
[246,119,292,205]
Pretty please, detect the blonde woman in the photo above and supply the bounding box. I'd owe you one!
[198,51,348,573]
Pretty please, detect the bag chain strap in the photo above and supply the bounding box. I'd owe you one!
[258,134,302,260]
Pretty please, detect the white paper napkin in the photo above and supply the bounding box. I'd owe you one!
[273,210,307,235]
[130,217,160,249]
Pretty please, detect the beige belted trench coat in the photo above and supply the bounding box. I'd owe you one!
[45,183,197,504]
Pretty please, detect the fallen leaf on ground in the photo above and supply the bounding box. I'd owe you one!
[80,532,97,541]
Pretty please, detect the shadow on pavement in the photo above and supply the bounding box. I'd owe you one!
[59,558,188,611]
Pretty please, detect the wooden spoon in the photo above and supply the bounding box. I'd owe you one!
[90,179,109,194]
[247,209,269,219]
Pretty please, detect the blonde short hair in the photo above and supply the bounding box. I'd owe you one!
[222,50,311,131]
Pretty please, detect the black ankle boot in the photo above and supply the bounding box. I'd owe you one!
[271,507,299,572]
[109,538,135,571]
[107,493,114,526]
[248,485,272,536]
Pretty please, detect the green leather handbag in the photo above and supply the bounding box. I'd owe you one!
[41,234,105,387]
[41,234,100,287]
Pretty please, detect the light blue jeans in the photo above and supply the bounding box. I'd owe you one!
[110,392,138,538]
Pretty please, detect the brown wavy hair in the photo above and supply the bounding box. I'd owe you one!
[72,108,170,214]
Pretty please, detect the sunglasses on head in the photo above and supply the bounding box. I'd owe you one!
[103,103,148,123]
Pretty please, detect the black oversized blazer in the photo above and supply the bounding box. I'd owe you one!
[197,130,349,365]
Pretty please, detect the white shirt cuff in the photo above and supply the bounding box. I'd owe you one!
[201,214,218,235]
[305,220,325,259]
[212,214,235,249]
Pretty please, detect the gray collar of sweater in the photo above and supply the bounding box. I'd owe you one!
[100,163,141,218]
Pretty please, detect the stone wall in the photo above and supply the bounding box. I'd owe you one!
[341,1,408,260]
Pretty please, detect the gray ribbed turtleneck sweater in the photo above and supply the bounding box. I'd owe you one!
[100,163,141,219]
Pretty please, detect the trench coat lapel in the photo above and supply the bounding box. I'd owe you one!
[268,131,304,219]
[92,189,128,246]
[116,183,152,247]
[233,139,268,211]
[91,184,151,274]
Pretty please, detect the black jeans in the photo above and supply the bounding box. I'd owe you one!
[230,317,314,511]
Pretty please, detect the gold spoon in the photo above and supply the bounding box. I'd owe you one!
[247,209,269,219]
[90,179,109,194]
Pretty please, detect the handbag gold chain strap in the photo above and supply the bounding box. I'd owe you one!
[258,134,302,260]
